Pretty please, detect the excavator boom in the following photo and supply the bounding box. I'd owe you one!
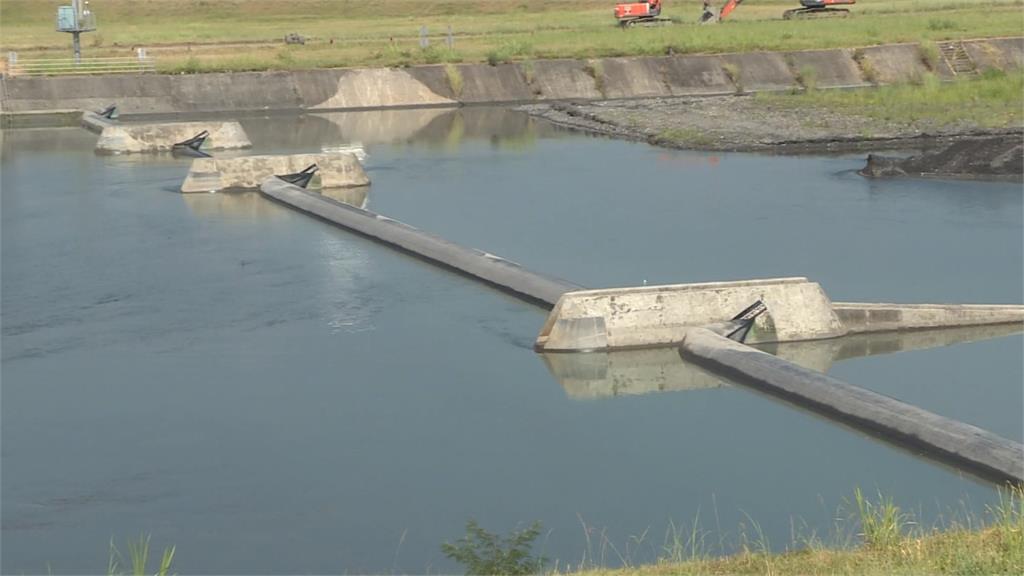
[719,0,745,20]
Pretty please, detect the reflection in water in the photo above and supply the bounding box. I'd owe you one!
[760,323,1024,372]
[543,347,727,399]
[180,190,286,220]
[181,187,370,220]
[320,186,370,210]
[542,324,1024,400]
[238,107,558,153]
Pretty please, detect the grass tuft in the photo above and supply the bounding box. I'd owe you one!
[445,63,464,97]
[722,63,743,93]
[583,59,606,96]
[918,40,942,71]
[107,534,175,576]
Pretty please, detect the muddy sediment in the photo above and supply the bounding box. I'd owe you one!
[520,96,1024,172]
[859,137,1023,181]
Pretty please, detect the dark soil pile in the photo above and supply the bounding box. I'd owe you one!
[860,136,1023,181]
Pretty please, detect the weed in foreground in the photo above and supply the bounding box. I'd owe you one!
[108,533,175,576]
[441,519,547,575]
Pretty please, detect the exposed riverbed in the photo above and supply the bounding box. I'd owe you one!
[521,95,1023,159]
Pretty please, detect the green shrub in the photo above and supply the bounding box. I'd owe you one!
[441,520,547,576]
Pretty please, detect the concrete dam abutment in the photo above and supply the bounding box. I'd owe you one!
[80,110,252,155]
[182,153,369,193]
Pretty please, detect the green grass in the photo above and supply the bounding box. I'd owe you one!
[84,487,1023,575]
[572,485,1024,576]
[107,534,175,576]
[759,68,1024,128]
[1,0,1022,73]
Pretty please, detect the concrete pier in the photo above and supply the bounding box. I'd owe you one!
[259,178,581,307]
[681,327,1024,483]
[534,278,846,352]
[95,121,251,154]
[182,153,369,193]
[535,281,1024,352]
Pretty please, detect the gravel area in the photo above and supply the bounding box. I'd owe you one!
[520,95,1023,155]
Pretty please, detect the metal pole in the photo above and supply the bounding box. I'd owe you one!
[71,0,82,63]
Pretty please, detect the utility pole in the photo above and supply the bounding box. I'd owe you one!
[56,0,95,64]
[71,0,82,63]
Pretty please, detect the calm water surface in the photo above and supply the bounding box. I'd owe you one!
[2,110,1021,574]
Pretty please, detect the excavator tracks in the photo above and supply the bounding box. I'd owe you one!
[620,17,675,28]
[782,7,850,19]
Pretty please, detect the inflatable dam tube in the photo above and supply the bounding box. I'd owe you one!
[95,121,251,154]
[81,110,116,133]
[182,153,369,193]
[259,178,582,308]
[681,327,1024,484]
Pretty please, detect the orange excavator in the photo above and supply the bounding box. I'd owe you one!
[614,0,670,27]
[615,1,855,26]
[719,0,856,21]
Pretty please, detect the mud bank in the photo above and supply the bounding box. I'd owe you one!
[520,96,1023,156]
[860,136,1023,181]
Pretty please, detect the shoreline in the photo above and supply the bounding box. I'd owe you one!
[520,96,1024,155]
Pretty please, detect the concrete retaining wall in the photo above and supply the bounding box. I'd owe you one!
[4,38,1019,115]
[96,120,251,154]
[682,327,1024,483]
[259,178,581,307]
[181,153,368,193]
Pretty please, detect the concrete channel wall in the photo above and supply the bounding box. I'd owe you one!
[3,37,1020,116]
[681,327,1024,483]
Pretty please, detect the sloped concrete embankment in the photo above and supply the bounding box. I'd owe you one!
[2,37,1020,116]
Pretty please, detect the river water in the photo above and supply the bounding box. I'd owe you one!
[2,109,1021,574]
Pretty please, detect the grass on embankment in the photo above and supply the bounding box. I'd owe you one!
[758,69,1024,130]
[1,0,1022,72]
[573,487,1024,576]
